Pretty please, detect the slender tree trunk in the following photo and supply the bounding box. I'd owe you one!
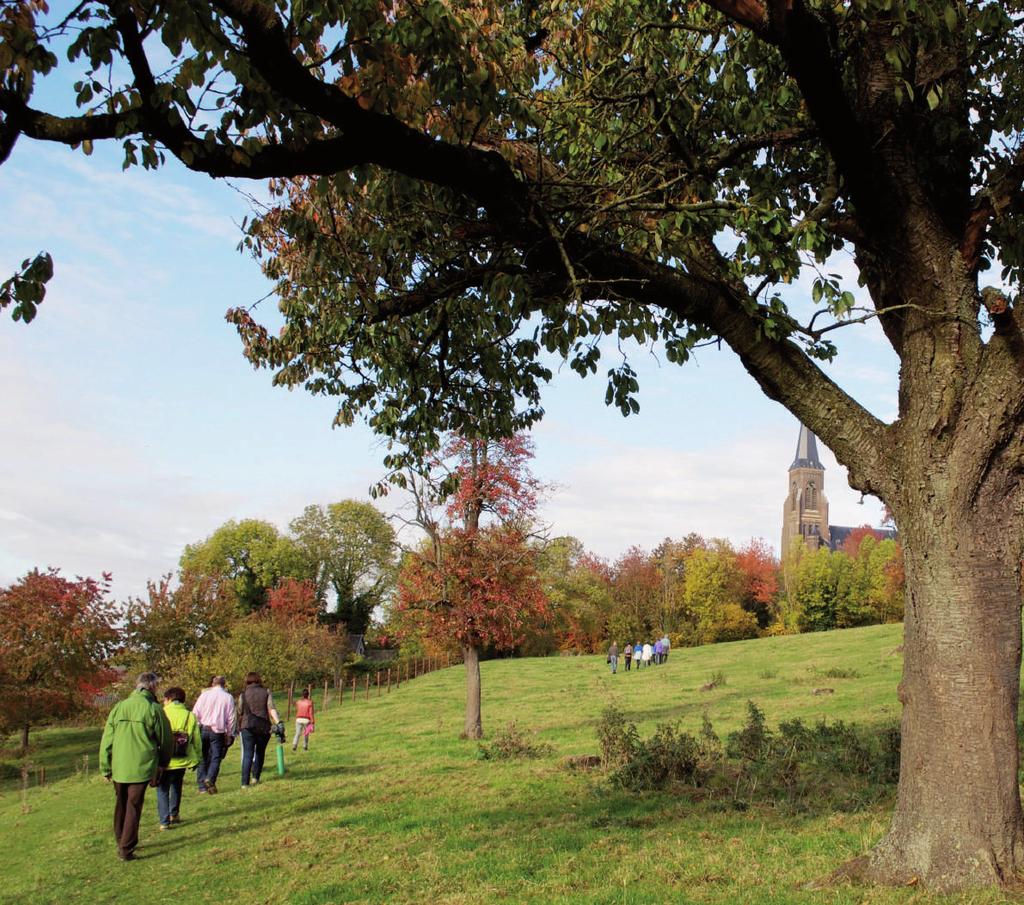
[20,721,29,754]
[462,644,482,739]
[863,506,1024,890]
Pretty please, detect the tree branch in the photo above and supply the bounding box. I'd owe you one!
[960,146,1024,271]
[702,0,771,37]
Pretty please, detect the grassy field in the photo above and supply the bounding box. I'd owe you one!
[0,623,1018,904]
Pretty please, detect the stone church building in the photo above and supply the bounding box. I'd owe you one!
[781,423,895,560]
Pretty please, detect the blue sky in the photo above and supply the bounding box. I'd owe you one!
[1,137,898,602]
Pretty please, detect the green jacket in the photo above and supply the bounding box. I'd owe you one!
[163,700,202,770]
[99,689,173,783]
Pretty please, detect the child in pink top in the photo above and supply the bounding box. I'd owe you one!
[292,689,315,751]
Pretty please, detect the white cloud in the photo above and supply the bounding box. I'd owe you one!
[537,428,887,561]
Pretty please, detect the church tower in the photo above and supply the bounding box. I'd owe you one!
[781,423,830,560]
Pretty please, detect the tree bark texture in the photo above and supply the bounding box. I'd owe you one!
[863,444,1024,889]
[462,644,482,740]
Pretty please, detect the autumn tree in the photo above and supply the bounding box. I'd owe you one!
[180,518,310,613]
[396,434,547,738]
[681,542,759,644]
[735,539,781,629]
[0,569,120,751]
[609,547,662,643]
[537,537,614,653]
[122,570,238,675]
[266,577,321,625]
[11,0,1024,888]
[289,500,397,634]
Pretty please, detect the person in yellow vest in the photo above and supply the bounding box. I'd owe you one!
[158,687,202,829]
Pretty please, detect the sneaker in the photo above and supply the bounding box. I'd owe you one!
[159,824,171,831]
[169,816,181,825]
[206,782,217,795]
[118,851,136,861]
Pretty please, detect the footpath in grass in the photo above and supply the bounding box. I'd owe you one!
[0,623,1017,904]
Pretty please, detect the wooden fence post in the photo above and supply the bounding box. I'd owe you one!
[377,671,382,697]
[323,676,330,712]
[364,675,370,701]
[352,675,357,701]
[387,668,391,694]
[287,679,295,720]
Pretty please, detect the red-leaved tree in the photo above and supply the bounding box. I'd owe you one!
[735,539,780,629]
[0,569,120,751]
[396,433,547,738]
[266,578,320,625]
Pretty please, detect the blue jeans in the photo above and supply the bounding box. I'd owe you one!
[240,728,270,786]
[609,654,618,674]
[198,728,227,789]
[156,768,185,825]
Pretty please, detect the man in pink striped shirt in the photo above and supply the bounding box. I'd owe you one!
[191,676,236,794]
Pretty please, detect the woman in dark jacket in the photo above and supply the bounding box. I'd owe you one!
[237,672,281,788]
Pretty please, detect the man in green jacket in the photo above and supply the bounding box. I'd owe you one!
[99,672,173,861]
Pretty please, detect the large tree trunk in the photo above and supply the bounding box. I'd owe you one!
[863,498,1024,890]
[462,644,482,739]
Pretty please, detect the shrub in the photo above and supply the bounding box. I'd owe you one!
[596,704,640,768]
[819,666,861,679]
[594,702,900,809]
[477,722,554,760]
[612,723,701,791]
[726,701,772,761]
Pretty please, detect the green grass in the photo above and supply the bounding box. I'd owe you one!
[0,624,1016,903]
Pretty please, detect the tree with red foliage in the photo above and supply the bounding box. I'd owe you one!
[609,547,662,642]
[396,433,547,738]
[266,578,320,625]
[841,524,890,558]
[123,570,238,674]
[735,539,780,629]
[0,569,120,751]
[399,525,546,737]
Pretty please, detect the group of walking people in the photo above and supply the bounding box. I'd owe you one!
[606,636,671,674]
[98,671,316,861]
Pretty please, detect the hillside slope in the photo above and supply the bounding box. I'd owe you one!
[1,623,1011,904]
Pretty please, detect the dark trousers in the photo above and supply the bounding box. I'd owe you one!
[156,768,185,825]
[625,657,632,671]
[198,728,227,788]
[240,728,270,786]
[113,781,148,857]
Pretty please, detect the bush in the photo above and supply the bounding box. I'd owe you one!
[477,722,554,760]
[596,704,640,768]
[612,722,702,791]
[597,700,901,810]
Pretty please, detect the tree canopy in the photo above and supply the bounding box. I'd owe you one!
[8,0,1024,890]
[290,500,397,634]
[179,518,309,613]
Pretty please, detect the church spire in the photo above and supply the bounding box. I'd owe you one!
[791,423,824,470]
